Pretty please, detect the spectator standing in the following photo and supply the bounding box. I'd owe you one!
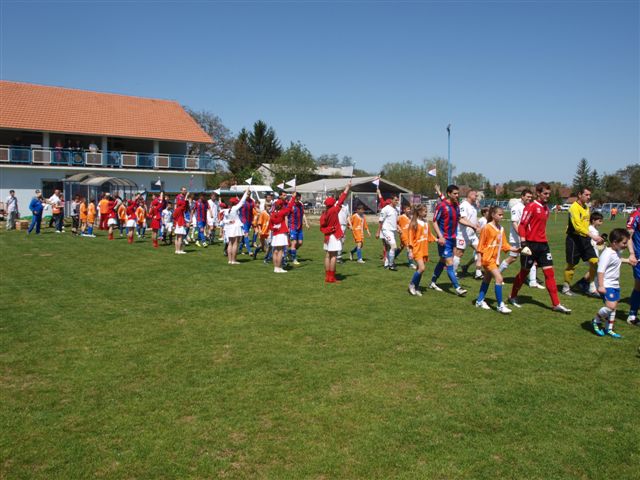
[48,189,64,233]
[27,190,45,234]
[5,189,19,230]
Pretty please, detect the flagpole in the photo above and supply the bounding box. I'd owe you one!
[447,124,452,186]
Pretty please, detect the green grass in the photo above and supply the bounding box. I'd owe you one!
[1,217,639,479]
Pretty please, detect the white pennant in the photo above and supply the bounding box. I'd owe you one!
[428,168,437,177]
[372,176,380,187]
[285,178,296,188]
[245,177,253,185]
[277,182,285,190]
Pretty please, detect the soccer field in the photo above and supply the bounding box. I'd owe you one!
[1,217,639,479]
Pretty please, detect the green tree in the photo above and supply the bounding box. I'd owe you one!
[572,158,591,193]
[380,156,451,195]
[454,171,489,190]
[248,120,282,165]
[229,128,253,174]
[272,142,317,186]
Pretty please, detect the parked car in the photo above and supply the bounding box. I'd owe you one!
[623,206,635,214]
[559,204,571,211]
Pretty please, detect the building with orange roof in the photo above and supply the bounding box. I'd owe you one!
[0,80,214,213]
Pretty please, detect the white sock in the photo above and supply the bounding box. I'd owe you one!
[529,265,538,284]
[453,256,461,270]
[499,260,509,272]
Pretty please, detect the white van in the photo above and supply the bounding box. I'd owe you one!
[228,184,277,210]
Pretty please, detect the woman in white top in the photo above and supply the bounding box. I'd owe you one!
[223,188,249,265]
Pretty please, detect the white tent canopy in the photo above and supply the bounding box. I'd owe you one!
[287,176,411,194]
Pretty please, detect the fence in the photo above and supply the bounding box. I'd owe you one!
[0,145,220,172]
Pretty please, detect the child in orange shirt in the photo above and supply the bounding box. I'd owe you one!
[252,202,272,260]
[407,204,436,296]
[117,200,127,236]
[86,198,96,237]
[349,204,371,263]
[475,206,519,313]
[135,201,147,238]
[397,204,416,269]
[79,198,88,235]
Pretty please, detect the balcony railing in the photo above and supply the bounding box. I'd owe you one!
[0,146,219,172]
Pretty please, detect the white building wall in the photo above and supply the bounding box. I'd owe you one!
[0,165,207,214]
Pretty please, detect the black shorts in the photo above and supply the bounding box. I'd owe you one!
[565,234,597,265]
[521,241,554,270]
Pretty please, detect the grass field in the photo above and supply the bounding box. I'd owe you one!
[1,216,639,479]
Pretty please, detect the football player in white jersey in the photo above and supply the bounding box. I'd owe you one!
[453,189,483,279]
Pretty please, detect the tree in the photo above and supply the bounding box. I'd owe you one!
[454,171,489,190]
[248,120,282,165]
[316,154,340,167]
[184,107,234,164]
[380,156,451,195]
[228,128,253,174]
[572,158,591,193]
[272,142,317,186]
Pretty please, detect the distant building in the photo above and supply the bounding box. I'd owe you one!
[0,80,215,211]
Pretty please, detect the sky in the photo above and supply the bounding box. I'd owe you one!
[1,0,638,184]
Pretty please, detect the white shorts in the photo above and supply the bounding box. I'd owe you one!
[174,226,186,235]
[457,230,478,250]
[125,219,136,228]
[271,233,289,247]
[324,234,342,252]
[381,229,397,249]
[164,223,174,232]
[107,218,117,226]
[207,219,216,227]
[508,238,521,257]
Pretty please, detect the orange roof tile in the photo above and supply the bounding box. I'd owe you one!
[0,81,212,144]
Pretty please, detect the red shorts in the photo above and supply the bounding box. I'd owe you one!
[151,219,161,230]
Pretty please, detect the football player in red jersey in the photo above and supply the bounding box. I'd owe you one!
[508,182,572,314]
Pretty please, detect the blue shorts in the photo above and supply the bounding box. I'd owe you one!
[242,221,252,234]
[634,263,640,281]
[602,288,621,303]
[290,229,304,242]
[437,238,456,259]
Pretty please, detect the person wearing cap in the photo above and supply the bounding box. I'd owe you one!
[270,192,297,273]
[27,190,45,234]
[222,187,251,264]
[149,192,166,248]
[173,187,189,254]
[320,181,352,283]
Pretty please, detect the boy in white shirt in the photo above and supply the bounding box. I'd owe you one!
[454,190,482,279]
[161,202,174,244]
[592,228,630,338]
[376,195,400,270]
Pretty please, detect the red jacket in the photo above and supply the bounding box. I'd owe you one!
[270,197,295,235]
[320,191,347,241]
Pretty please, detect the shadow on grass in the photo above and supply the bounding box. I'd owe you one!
[580,320,603,337]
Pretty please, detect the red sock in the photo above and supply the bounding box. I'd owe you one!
[543,268,560,306]
[128,236,133,244]
[153,239,158,248]
[510,269,527,298]
[325,270,331,283]
[108,233,113,240]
